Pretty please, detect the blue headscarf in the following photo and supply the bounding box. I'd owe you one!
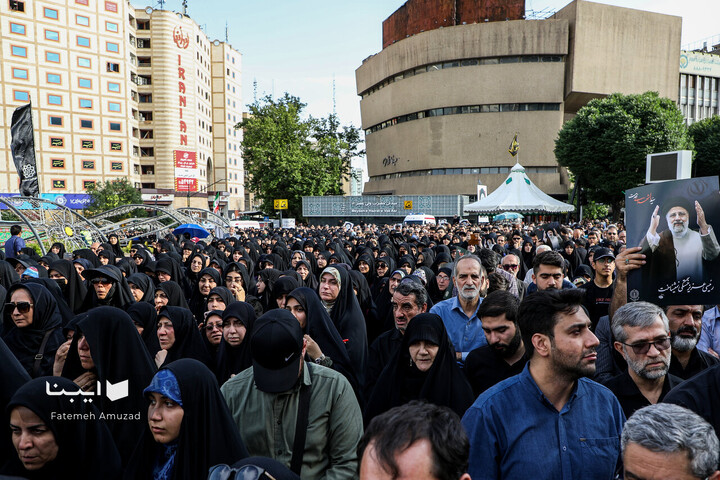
[144,369,183,480]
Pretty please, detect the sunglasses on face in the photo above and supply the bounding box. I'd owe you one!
[208,464,277,480]
[91,278,112,286]
[502,264,519,270]
[6,302,33,314]
[205,323,223,331]
[621,337,671,355]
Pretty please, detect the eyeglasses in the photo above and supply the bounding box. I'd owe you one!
[205,323,223,331]
[621,337,671,355]
[5,302,33,314]
[208,464,277,480]
[502,264,519,270]
[90,278,112,286]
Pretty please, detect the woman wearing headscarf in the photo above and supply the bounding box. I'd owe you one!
[364,313,474,424]
[520,240,536,276]
[50,242,67,259]
[3,376,122,479]
[73,248,101,268]
[108,233,124,257]
[97,248,116,266]
[285,287,363,401]
[127,301,161,355]
[348,270,381,346]
[61,306,157,466]
[79,265,135,311]
[255,268,282,313]
[271,276,299,310]
[294,259,318,290]
[123,359,248,480]
[2,283,64,378]
[187,267,221,323]
[0,336,31,470]
[132,248,152,269]
[427,266,454,304]
[353,253,376,289]
[214,302,255,385]
[154,281,191,314]
[127,272,155,303]
[561,240,583,280]
[318,266,368,386]
[0,259,20,289]
[48,259,87,314]
[155,305,212,369]
[155,256,189,293]
[183,252,206,296]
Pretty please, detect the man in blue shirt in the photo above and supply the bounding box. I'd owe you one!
[4,225,24,259]
[462,289,625,480]
[699,305,720,358]
[430,254,487,362]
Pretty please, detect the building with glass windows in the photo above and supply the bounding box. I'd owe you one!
[679,46,720,125]
[356,0,682,199]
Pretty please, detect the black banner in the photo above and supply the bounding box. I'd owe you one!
[10,103,39,197]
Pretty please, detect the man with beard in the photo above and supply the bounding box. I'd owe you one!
[641,199,720,287]
[430,255,488,362]
[603,302,682,418]
[665,304,720,380]
[527,250,575,293]
[464,290,527,396]
[462,289,624,479]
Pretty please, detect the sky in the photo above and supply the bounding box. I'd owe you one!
[139,0,720,172]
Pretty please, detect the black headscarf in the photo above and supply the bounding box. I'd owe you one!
[5,376,122,479]
[561,240,583,277]
[126,301,160,355]
[0,336,30,469]
[123,359,248,480]
[48,259,87,314]
[428,266,454,304]
[127,273,155,303]
[61,306,157,467]
[156,281,190,310]
[364,313,474,423]
[256,268,282,313]
[295,259,318,289]
[73,248,101,268]
[321,266,368,386]
[271,276,299,308]
[158,306,212,368]
[188,267,221,323]
[107,234,124,257]
[80,265,135,311]
[0,259,19,289]
[214,302,256,385]
[1,283,64,378]
[206,286,235,312]
[97,248,116,265]
[50,242,67,258]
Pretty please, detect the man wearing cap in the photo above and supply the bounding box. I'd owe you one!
[641,199,720,287]
[221,309,363,480]
[579,247,616,330]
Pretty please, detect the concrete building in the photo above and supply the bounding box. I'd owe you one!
[356,0,681,199]
[679,44,720,124]
[0,1,243,212]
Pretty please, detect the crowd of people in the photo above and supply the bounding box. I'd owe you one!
[1,218,720,479]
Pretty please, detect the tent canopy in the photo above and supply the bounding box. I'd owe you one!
[465,163,575,214]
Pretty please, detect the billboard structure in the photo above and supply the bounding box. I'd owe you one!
[174,150,198,192]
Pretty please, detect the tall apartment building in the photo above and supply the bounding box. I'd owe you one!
[0,1,243,211]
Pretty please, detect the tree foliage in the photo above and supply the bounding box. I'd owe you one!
[237,93,364,219]
[85,178,143,215]
[688,116,720,178]
[555,92,691,216]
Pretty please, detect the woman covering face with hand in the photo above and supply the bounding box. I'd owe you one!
[123,359,248,480]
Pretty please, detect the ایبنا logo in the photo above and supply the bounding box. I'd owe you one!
[46,379,129,403]
[173,25,189,49]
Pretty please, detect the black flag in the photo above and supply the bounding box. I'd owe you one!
[10,103,39,197]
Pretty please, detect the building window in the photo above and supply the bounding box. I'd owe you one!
[139,93,152,103]
[51,158,65,169]
[44,7,58,19]
[76,0,89,5]
[48,94,62,105]
[108,82,120,92]
[47,73,61,84]
[82,160,95,169]
[110,141,122,151]
[10,22,25,34]
[77,36,90,47]
[81,140,94,149]
[12,68,28,79]
[44,29,59,41]
[13,90,29,102]
[108,102,121,112]
[109,122,121,131]
[49,116,63,126]
[105,21,118,32]
[106,42,119,53]
[11,45,27,57]
[83,180,96,189]
[136,38,150,48]
[79,98,92,108]
[9,0,24,12]
[80,119,93,129]
[76,15,89,26]
[78,78,92,88]
[104,1,117,12]
[46,51,60,63]
[49,137,64,147]
[106,62,120,73]
[78,57,91,68]
[52,179,66,189]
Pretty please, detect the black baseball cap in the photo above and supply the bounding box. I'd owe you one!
[593,247,615,261]
[251,309,304,393]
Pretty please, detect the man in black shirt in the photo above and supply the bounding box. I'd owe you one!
[665,304,720,380]
[464,290,527,396]
[580,247,615,330]
[603,302,682,418]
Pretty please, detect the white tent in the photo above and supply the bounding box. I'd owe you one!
[464,163,575,213]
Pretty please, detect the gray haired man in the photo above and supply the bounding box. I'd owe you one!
[622,403,720,480]
[603,302,683,418]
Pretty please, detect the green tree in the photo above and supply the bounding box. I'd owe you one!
[688,116,720,178]
[85,178,143,215]
[237,93,363,219]
[555,92,691,217]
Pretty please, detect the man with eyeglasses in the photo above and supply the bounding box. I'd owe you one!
[579,247,615,330]
[603,302,682,418]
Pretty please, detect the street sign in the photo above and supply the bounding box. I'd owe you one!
[274,199,288,210]
[403,200,413,210]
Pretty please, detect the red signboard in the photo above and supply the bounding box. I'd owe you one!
[173,150,196,169]
[175,178,198,192]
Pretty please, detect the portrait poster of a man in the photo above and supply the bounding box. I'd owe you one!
[626,176,720,306]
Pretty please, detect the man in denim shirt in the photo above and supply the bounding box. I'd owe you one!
[462,289,625,479]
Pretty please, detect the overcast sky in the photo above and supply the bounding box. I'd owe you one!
[143,0,719,172]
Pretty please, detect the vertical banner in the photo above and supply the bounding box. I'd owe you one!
[10,103,39,197]
[174,150,198,192]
